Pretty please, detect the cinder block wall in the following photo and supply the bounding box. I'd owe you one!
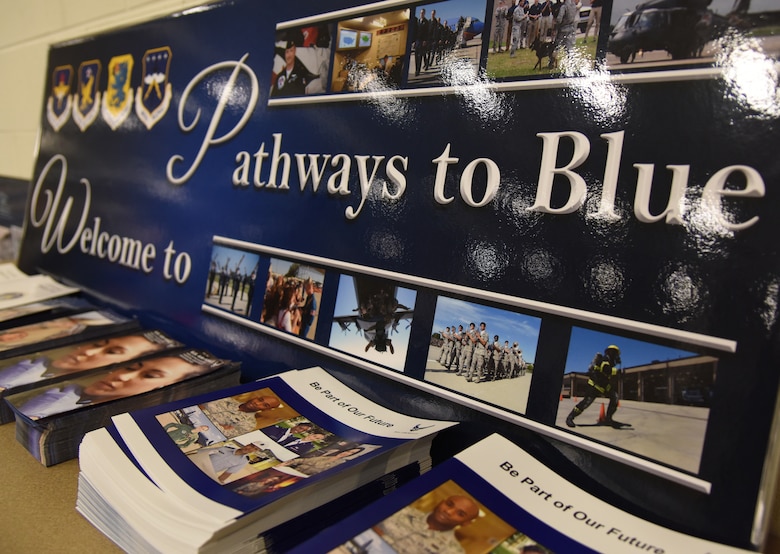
[0,0,206,181]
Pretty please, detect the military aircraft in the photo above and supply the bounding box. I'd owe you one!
[332,276,413,354]
[607,0,727,63]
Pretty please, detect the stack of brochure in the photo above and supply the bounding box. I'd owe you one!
[77,366,456,553]
[289,433,752,554]
[0,328,184,424]
[7,347,241,466]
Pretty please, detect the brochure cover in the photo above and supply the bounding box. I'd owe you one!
[78,366,456,552]
[8,348,240,465]
[290,432,752,554]
[0,309,139,359]
[0,295,96,329]
[15,0,780,548]
[0,273,79,311]
[0,328,183,423]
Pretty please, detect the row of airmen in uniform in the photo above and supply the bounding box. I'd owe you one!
[437,322,527,383]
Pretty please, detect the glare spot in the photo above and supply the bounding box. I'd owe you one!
[558,53,627,125]
[439,55,509,124]
[347,66,414,122]
[520,248,563,288]
[465,241,508,280]
[657,265,705,321]
[583,258,626,306]
[760,279,779,332]
[716,30,780,119]
[367,229,404,262]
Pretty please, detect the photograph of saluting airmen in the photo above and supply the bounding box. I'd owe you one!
[329,274,416,372]
[425,296,541,414]
[204,244,261,319]
[556,326,713,473]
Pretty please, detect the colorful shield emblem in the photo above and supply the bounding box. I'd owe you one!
[101,54,134,130]
[135,47,172,130]
[73,60,101,132]
[46,65,73,131]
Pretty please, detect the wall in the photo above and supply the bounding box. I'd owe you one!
[0,0,208,181]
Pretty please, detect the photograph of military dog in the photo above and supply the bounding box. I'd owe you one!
[485,0,601,79]
[425,296,541,415]
[606,0,780,71]
[556,326,714,474]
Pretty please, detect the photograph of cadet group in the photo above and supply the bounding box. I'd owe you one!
[204,245,260,318]
[156,387,380,496]
[328,275,416,372]
[556,326,714,474]
[425,296,541,414]
[259,258,324,340]
[485,0,600,78]
[331,480,551,554]
[405,0,486,87]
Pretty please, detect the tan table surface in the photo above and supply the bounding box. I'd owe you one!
[0,422,121,553]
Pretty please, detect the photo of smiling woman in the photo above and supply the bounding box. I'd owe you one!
[6,349,223,420]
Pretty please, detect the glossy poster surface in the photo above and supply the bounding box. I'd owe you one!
[18,0,780,548]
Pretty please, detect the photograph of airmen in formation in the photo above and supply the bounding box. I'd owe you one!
[556,326,713,473]
[157,388,379,492]
[329,275,416,372]
[407,0,487,87]
[259,258,324,340]
[425,296,541,414]
[329,480,551,554]
[204,245,261,319]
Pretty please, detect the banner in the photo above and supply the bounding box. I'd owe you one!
[18,0,780,547]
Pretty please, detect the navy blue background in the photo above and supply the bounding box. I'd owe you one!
[16,0,780,548]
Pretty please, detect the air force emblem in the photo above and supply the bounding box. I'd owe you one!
[135,47,172,130]
[46,65,73,131]
[73,60,101,131]
[101,54,134,130]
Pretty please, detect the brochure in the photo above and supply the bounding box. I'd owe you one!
[290,433,753,554]
[0,309,139,358]
[0,273,79,311]
[77,366,456,552]
[8,348,241,465]
[0,328,183,423]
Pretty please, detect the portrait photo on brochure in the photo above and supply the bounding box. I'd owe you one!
[329,479,552,554]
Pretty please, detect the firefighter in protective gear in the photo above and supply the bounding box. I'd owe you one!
[565,345,628,428]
